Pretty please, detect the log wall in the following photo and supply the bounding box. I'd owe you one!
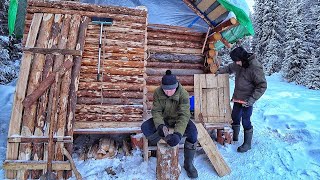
[146,24,205,110]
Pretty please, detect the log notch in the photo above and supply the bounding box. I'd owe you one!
[146,24,206,110]
[156,143,180,180]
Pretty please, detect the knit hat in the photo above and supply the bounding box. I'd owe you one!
[161,70,178,90]
[230,46,249,62]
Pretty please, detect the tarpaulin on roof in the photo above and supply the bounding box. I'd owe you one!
[80,0,210,32]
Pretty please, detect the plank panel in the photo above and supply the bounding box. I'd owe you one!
[197,0,217,12]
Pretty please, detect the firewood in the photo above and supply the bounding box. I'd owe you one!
[122,140,131,156]
[99,138,111,152]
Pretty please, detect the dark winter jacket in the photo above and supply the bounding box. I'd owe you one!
[151,83,191,135]
[218,54,267,106]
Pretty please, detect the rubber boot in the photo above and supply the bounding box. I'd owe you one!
[146,132,161,146]
[232,125,240,141]
[184,141,198,178]
[237,128,253,153]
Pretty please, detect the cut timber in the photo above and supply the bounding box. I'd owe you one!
[3,160,71,171]
[212,17,238,34]
[6,13,43,179]
[23,47,82,56]
[182,0,213,28]
[197,0,216,12]
[207,5,227,21]
[195,123,231,177]
[156,143,180,180]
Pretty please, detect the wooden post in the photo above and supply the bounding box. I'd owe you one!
[156,143,180,180]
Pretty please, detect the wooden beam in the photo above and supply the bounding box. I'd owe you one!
[182,0,214,28]
[7,136,73,143]
[207,5,227,21]
[195,123,231,177]
[197,0,216,12]
[3,160,71,171]
[74,121,142,129]
[23,47,82,56]
[212,17,238,33]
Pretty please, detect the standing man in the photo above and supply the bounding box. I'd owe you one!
[141,70,198,178]
[217,47,267,152]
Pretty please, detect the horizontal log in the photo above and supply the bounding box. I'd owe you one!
[75,104,143,114]
[148,53,204,63]
[78,82,144,91]
[84,45,145,54]
[87,25,145,35]
[147,39,202,49]
[81,59,145,68]
[75,113,142,122]
[7,136,73,143]
[80,66,144,76]
[84,38,144,48]
[212,17,238,34]
[147,32,203,42]
[82,52,144,61]
[146,91,195,101]
[77,90,144,99]
[23,47,82,56]
[79,74,144,83]
[3,160,71,170]
[86,31,145,42]
[148,24,204,36]
[147,85,194,93]
[77,97,143,105]
[146,68,203,76]
[27,7,147,24]
[74,121,142,129]
[147,61,203,69]
[146,75,194,86]
[148,45,202,54]
[28,0,147,16]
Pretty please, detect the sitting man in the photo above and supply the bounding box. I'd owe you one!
[141,70,198,178]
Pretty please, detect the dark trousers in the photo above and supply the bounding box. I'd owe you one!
[141,118,198,144]
[231,102,253,130]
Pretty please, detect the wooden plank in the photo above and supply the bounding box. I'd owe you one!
[23,47,82,56]
[197,0,216,12]
[74,121,142,129]
[200,74,207,122]
[207,5,227,21]
[195,123,231,177]
[206,74,218,123]
[3,160,71,171]
[194,74,201,123]
[217,75,225,120]
[6,13,43,179]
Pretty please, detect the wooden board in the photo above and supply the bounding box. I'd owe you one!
[197,0,217,12]
[195,123,231,177]
[207,5,227,21]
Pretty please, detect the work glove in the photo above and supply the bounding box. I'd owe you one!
[165,132,182,147]
[157,124,167,137]
[241,102,250,108]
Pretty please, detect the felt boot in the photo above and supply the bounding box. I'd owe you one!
[237,128,253,153]
[232,125,240,141]
[184,141,198,178]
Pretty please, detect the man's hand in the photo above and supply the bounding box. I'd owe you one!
[165,132,182,147]
[157,124,167,137]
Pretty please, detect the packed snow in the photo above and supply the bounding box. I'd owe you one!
[0,73,319,179]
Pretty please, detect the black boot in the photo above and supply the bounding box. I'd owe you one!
[146,132,161,146]
[237,128,253,153]
[184,141,198,178]
[232,125,240,141]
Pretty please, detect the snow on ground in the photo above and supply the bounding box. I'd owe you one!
[0,73,320,179]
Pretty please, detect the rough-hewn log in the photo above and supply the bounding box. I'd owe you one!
[87,25,145,35]
[22,60,74,108]
[27,7,146,24]
[81,59,145,68]
[75,104,143,114]
[146,92,194,101]
[146,75,194,86]
[148,53,204,64]
[156,143,180,180]
[84,45,144,54]
[3,160,71,171]
[75,113,143,122]
[74,121,142,129]
[148,24,204,36]
[79,74,144,83]
[146,61,203,69]
[85,38,144,48]
[146,68,203,76]
[83,52,144,61]
[78,82,144,91]
[211,17,238,34]
[23,47,82,56]
[148,45,202,54]
[147,39,202,49]
[87,31,145,42]
[7,136,73,143]
[148,31,203,42]
[80,66,144,76]
[147,85,194,93]
[28,0,147,17]
[19,13,54,167]
[77,90,143,99]
[77,97,143,105]
[66,16,90,158]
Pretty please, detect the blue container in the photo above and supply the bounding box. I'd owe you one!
[189,96,195,111]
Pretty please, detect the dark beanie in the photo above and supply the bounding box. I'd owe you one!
[161,70,178,90]
[230,46,249,62]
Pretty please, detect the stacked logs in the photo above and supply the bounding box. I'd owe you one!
[146,24,206,110]
[71,4,148,123]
